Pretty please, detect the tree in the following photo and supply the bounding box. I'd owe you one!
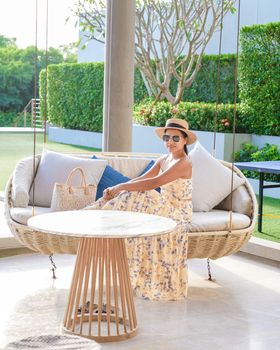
[0,46,33,111]
[58,43,78,63]
[73,0,236,105]
[0,34,77,112]
[0,34,17,48]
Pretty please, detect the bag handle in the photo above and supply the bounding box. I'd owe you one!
[66,167,88,193]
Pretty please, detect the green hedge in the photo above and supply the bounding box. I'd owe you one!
[235,143,280,182]
[41,63,146,132]
[239,22,280,136]
[133,99,248,133]
[134,54,236,104]
[40,63,104,132]
[40,54,237,132]
[181,54,236,103]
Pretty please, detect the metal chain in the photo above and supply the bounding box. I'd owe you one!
[207,258,212,281]
[49,254,57,279]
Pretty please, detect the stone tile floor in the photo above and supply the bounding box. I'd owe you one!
[1,191,280,349]
[0,251,279,350]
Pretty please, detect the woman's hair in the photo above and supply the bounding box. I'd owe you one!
[180,130,188,155]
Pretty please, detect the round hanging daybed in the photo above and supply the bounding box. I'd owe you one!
[4,151,257,260]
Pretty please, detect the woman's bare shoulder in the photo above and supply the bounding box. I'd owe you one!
[177,156,192,166]
[176,157,192,177]
[185,156,192,166]
[156,154,169,166]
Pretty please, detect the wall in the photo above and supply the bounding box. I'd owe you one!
[252,135,280,149]
[48,125,279,160]
[205,0,280,54]
[49,126,102,149]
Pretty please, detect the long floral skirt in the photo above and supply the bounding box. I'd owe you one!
[86,190,189,300]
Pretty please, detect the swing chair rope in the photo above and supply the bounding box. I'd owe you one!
[213,0,241,234]
[43,0,49,147]
[229,0,241,233]
[32,0,39,217]
[213,0,224,159]
[32,0,49,216]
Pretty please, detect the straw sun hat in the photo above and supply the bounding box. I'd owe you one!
[155,118,197,145]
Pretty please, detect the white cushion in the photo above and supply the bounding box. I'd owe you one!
[189,143,245,212]
[189,210,251,234]
[30,150,107,207]
[12,156,39,208]
[10,206,53,225]
[11,207,250,233]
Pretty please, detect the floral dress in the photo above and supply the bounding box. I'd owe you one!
[87,156,192,300]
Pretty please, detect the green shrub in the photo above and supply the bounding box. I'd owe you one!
[235,143,280,182]
[134,68,149,103]
[133,99,248,133]
[40,63,150,131]
[239,22,280,136]
[181,54,236,103]
[40,62,104,132]
[40,53,237,133]
[0,111,29,127]
[234,142,258,162]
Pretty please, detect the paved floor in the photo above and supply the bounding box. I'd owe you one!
[0,251,279,350]
[0,200,25,251]
[1,192,280,349]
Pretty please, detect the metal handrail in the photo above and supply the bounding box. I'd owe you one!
[20,98,41,128]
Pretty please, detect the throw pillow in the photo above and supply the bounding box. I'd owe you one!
[92,156,130,199]
[189,142,245,212]
[138,160,155,176]
[31,150,107,207]
[12,156,39,207]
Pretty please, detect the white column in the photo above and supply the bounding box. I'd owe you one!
[103,0,135,152]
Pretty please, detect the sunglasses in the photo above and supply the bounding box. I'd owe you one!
[162,134,181,142]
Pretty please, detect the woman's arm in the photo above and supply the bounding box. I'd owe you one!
[105,158,191,199]
[103,157,162,200]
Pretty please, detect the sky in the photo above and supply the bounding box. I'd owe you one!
[0,0,79,49]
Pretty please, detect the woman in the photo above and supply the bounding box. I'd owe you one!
[87,118,197,300]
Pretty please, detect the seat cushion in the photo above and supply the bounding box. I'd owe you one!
[30,150,107,207]
[10,206,53,225]
[12,156,39,208]
[188,210,251,234]
[189,143,245,212]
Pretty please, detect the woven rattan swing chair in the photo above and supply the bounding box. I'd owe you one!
[4,0,257,278]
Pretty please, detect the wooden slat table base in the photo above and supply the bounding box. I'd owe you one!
[63,237,138,342]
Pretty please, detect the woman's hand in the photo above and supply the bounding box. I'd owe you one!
[103,188,112,200]
[103,184,123,200]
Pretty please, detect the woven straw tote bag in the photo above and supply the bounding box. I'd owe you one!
[51,167,97,211]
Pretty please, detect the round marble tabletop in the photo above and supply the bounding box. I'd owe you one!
[28,210,177,239]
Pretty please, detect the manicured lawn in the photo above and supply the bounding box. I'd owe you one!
[254,195,280,243]
[0,132,100,191]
